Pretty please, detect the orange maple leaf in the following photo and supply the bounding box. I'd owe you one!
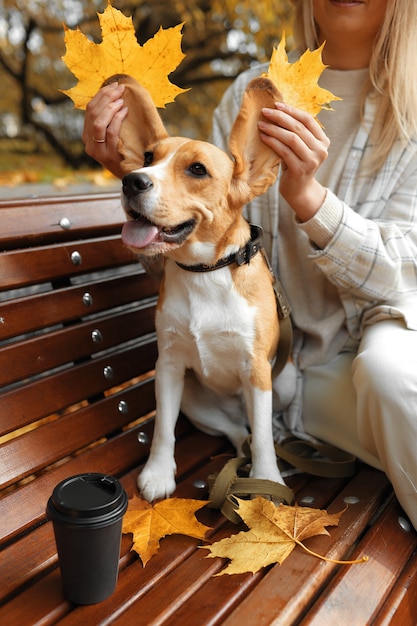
[202,497,367,575]
[61,1,188,110]
[122,495,211,567]
[264,33,341,118]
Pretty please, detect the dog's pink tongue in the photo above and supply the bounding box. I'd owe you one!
[122,220,159,249]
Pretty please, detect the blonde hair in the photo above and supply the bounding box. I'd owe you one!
[293,0,417,170]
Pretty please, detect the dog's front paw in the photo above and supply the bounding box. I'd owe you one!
[137,462,177,502]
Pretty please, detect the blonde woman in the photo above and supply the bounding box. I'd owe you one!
[212,0,417,527]
[83,0,417,528]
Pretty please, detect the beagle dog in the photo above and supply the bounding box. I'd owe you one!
[114,74,290,502]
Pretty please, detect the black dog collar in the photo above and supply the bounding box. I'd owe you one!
[176,223,263,272]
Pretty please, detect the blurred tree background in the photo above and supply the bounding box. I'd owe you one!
[0,0,294,187]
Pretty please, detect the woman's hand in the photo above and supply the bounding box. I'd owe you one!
[258,102,329,222]
[82,82,128,179]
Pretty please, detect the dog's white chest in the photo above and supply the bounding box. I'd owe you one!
[156,267,257,393]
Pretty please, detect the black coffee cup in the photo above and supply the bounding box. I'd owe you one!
[47,473,128,604]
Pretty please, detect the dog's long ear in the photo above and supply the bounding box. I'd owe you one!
[104,75,169,175]
[228,76,282,200]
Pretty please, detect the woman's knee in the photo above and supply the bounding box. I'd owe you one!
[353,321,415,396]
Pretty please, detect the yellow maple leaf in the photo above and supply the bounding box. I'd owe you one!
[264,33,340,118]
[61,1,188,109]
[122,495,211,566]
[202,497,367,575]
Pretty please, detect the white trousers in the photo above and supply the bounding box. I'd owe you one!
[302,319,417,529]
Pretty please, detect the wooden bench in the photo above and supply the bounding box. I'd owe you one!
[1,192,417,625]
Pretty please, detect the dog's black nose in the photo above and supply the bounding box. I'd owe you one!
[122,172,153,198]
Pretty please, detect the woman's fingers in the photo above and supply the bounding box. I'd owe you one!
[257,101,329,220]
[259,102,329,164]
[82,82,128,177]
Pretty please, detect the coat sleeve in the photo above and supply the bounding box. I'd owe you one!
[300,145,417,304]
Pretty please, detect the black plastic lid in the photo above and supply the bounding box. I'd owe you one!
[47,473,128,525]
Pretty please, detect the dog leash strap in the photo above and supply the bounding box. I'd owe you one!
[207,435,357,523]
[273,310,292,378]
[275,437,357,478]
[259,248,293,378]
[208,456,295,524]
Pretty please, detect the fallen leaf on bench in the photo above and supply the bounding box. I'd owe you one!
[202,497,368,575]
[263,33,341,119]
[61,1,188,109]
[122,495,211,566]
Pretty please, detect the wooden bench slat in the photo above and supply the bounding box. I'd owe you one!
[0,271,158,341]
[121,527,262,626]
[0,521,56,604]
[0,193,124,248]
[0,341,157,436]
[0,379,156,489]
[0,304,156,387]
[110,528,235,626]
[162,566,263,626]
[0,236,137,291]
[302,499,417,625]
[0,570,69,625]
[373,553,417,625]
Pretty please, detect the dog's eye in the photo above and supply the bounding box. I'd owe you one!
[187,162,208,177]
[143,151,154,166]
